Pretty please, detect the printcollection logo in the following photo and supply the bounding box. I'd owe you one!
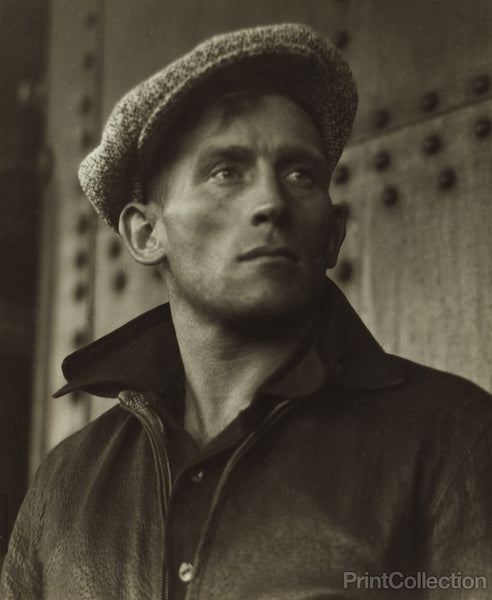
[343,571,487,591]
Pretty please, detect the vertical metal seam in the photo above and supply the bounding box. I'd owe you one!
[85,0,105,424]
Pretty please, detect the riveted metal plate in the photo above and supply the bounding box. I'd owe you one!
[331,99,492,391]
[31,0,103,470]
[344,0,492,142]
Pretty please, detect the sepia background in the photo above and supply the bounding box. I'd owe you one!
[0,0,491,555]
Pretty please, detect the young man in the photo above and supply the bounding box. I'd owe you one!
[1,23,491,600]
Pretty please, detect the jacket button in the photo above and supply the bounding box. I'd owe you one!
[191,469,204,483]
[178,562,194,583]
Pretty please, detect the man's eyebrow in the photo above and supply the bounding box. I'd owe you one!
[194,145,254,170]
[275,144,329,172]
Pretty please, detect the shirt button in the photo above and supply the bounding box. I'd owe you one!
[191,469,204,483]
[179,562,194,583]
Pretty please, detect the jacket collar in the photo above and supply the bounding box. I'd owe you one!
[54,279,404,400]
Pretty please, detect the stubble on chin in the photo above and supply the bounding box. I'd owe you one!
[166,262,327,341]
[211,277,326,341]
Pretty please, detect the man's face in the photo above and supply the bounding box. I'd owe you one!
[149,93,344,327]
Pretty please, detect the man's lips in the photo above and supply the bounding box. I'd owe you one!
[238,246,299,262]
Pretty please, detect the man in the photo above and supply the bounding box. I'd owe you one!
[1,23,491,600]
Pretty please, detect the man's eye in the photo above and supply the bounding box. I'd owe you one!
[285,168,315,186]
[210,166,240,181]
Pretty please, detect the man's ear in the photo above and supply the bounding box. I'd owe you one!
[118,201,167,265]
[325,204,346,269]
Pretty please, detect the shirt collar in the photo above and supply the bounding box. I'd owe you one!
[53,279,404,400]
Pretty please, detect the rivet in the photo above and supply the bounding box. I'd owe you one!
[472,75,490,95]
[372,109,390,129]
[17,81,45,111]
[438,168,456,190]
[336,260,353,282]
[81,131,95,150]
[17,80,33,107]
[108,238,122,259]
[85,12,98,28]
[422,134,442,154]
[80,96,93,114]
[74,251,89,268]
[76,214,91,234]
[420,92,439,112]
[37,146,54,182]
[71,390,83,402]
[372,151,391,171]
[73,282,88,301]
[475,117,491,138]
[73,330,88,347]
[82,53,96,70]
[333,31,350,49]
[333,164,350,185]
[381,186,399,207]
[337,201,351,220]
[113,271,127,293]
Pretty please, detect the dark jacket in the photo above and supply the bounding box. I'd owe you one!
[1,281,491,599]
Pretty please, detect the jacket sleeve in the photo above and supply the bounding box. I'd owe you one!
[0,463,48,599]
[423,417,492,600]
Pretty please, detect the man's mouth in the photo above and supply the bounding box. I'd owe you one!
[238,246,299,262]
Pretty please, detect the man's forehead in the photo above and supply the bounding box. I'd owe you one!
[154,91,327,170]
[201,90,320,134]
[204,89,309,122]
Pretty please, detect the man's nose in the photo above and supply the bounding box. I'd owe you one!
[250,170,289,227]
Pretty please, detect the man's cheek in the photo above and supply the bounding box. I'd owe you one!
[300,221,331,255]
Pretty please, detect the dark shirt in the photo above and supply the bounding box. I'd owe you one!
[154,330,323,598]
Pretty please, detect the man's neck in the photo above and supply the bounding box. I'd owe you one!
[169,302,312,449]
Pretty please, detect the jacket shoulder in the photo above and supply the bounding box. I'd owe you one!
[388,354,491,407]
[37,404,131,478]
[374,355,492,468]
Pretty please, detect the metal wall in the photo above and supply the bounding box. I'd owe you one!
[32,0,492,471]
[0,0,47,555]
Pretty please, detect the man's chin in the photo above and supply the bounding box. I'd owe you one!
[217,286,322,336]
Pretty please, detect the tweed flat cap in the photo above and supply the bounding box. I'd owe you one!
[79,23,358,230]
